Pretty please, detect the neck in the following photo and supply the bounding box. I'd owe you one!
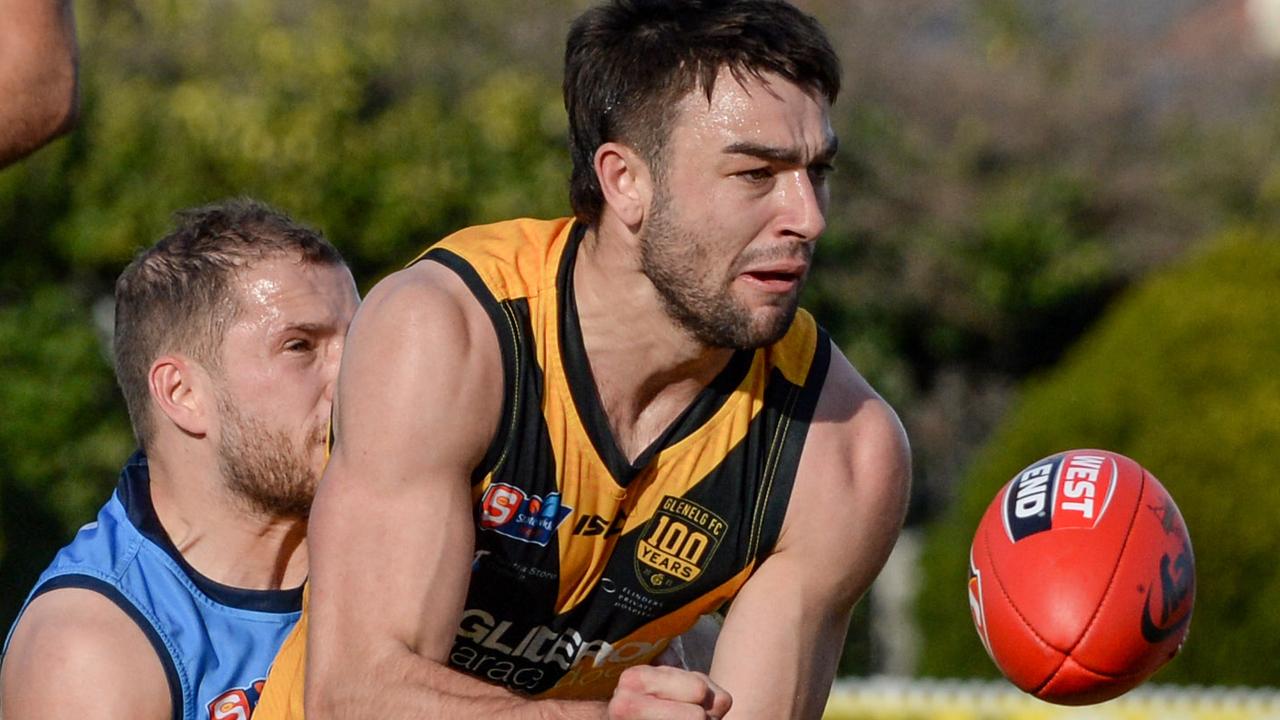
[144,442,309,591]
[574,223,735,458]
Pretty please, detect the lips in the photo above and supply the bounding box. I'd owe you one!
[740,262,807,291]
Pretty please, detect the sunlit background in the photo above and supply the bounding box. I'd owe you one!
[2,0,1279,716]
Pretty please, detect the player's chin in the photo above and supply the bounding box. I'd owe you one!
[747,302,800,344]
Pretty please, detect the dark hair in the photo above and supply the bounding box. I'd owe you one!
[113,197,345,447]
[564,0,841,225]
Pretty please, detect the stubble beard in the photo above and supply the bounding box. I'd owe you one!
[638,188,801,350]
[215,391,323,519]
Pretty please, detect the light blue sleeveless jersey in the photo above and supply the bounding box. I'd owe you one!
[3,452,303,719]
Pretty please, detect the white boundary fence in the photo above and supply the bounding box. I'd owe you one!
[825,677,1280,720]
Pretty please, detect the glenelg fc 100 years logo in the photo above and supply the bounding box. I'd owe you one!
[635,495,726,593]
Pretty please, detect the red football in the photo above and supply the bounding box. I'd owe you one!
[967,449,1195,705]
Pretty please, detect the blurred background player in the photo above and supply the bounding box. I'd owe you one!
[254,1,910,718]
[0,0,78,168]
[0,199,359,719]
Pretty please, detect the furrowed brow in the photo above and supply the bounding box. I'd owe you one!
[276,321,331,336]
[723,136,839,165]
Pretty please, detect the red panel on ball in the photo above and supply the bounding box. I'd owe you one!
[969,520,1064,693]
[1071,469,1194,678]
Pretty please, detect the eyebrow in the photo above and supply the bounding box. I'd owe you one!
[722,136,839,165]
[274,321,333,336]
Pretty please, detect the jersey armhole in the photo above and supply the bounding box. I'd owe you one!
[419,247,519,483]
[751,327,832,563]
[25,574,185,719]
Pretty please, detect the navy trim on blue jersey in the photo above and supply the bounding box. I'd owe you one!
[556,224,753,486]
[31,574,184,719]
[420,247,522,483]
[118,452,303,613]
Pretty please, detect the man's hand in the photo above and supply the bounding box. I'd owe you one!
[607,665,731,720]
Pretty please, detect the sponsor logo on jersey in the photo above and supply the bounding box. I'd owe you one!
[599,577,665,618]
[451,608,668,691]
[634,496,726,593]
[478,483,572,547]
[572,511,627,537]
[1002,452,1118,542]
[967,549,993,659]
[206,679,264,720]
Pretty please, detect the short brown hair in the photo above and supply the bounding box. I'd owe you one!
[113,198,345,447]
[564,0,841,225]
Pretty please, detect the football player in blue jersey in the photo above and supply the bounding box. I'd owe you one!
[0,198,359,719]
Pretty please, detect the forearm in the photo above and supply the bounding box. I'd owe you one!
[309,643,606,720]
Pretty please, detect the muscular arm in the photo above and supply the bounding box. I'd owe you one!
[0,0,78,167]
[709,344,911,719]
[302,263,604,720]
[1,589,171,720]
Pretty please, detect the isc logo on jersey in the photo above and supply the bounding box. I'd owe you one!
[479,483,573,547]
[635,496,726,593]
[1002,452,1119,542]
[206,679,264,720]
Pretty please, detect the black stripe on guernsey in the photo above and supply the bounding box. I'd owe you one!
[119,453,303,613]
[557,224,754,486]
[421,248,523,484]
[751,329,830,560]
[546,330,827,655]
[30,574,184,719]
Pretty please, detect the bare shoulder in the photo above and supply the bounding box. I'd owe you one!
[1,588,170,720]
[341,258,503,413]
[353,259,494,345]
[803,339,911,488]
[778,341,912,600]
[326,257,505,485]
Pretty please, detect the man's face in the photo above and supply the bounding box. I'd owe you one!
[211,256,359,518]
[639,68,836,349]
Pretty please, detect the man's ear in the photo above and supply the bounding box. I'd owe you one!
[594,141,653,231]
[148,355,212,437]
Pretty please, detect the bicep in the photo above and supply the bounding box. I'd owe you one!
[306,265,503,678]
[1,589,170,720]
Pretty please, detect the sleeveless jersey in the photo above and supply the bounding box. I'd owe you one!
[3,452,303,720]
[252,217,829,716]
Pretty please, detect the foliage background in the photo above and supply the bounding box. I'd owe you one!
[918,233,1280,686]
[2,0,1279,689]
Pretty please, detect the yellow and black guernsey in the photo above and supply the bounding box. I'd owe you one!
[427,217,830,699]
[253,217,831,717]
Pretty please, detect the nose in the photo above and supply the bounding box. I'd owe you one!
[778,169,827,241]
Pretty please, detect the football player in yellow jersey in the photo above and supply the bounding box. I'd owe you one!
[256,1,911,718]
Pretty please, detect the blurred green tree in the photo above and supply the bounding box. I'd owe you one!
[3,0,1280,680]
[916,231,1280,686]
[0,0,579,630]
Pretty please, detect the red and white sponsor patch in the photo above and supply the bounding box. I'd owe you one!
[1051,452,1118,530]
[208,689,251,720]
[1002,451,1120,542]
